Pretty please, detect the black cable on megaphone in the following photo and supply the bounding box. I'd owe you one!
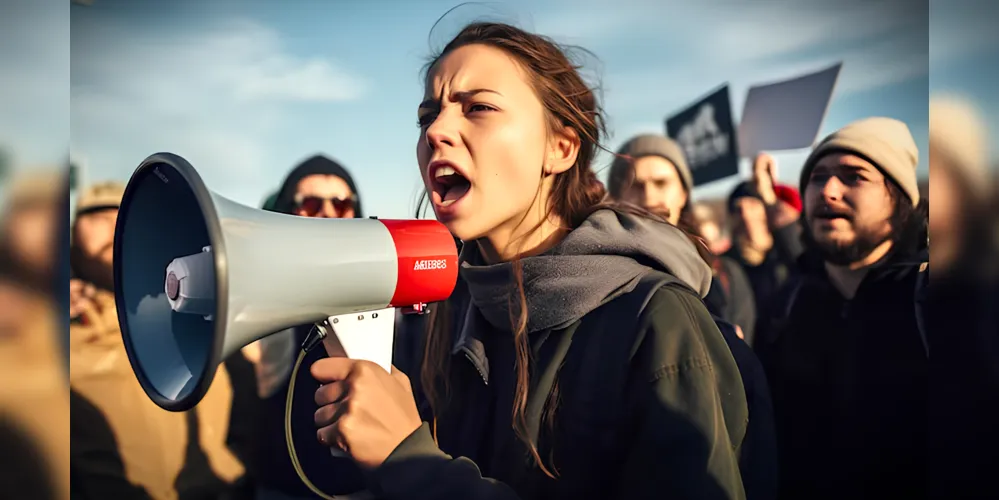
[113,153,460,498]
[283,314,409,500]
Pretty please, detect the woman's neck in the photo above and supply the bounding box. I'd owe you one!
[477,215,568,264]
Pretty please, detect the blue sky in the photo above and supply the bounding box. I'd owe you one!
[4,0,998,218]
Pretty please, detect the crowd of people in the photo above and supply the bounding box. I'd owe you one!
[0,18,994,500]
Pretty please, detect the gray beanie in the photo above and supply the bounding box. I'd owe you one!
[608,134,693,197]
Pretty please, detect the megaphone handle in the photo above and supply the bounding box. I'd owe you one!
[319,310,394,457]
[285,334,375,500]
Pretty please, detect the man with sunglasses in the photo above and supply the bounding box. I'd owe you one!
[252,154,368,499]
[270,154,363,218]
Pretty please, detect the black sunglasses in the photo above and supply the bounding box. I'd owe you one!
[294,193,357,216]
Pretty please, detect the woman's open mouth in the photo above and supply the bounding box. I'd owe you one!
[429,161,471,208]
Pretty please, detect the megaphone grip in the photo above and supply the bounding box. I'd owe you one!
[284,349,375,500]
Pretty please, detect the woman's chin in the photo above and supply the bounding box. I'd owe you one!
[440,219,476,243]
[439,217,493,246]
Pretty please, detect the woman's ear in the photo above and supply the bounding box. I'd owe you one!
[546,126,580,176]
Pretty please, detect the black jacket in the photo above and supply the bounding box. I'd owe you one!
[726,223,803,342]
[364,278,749,500]
[705,256,758,344]
[927,275,999,499]
[756,248,929,499]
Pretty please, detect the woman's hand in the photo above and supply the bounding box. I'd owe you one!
[312,358,423,470]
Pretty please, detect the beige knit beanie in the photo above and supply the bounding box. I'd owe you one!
[800,117,920,206]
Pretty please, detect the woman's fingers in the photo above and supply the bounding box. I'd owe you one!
[389,364,413,391]
[311,357,359,384]
[315,380,348,406]
[315,402,351,449]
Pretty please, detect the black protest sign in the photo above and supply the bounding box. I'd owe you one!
[665,85,739,187]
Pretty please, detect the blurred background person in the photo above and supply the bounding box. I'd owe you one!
[0,172,61,293]
[724,154,805,340]
[692,201,732,255]
[0,169,70,500]
[926,94,999,499]
[927,96,996,280]
[252,153,370,499]
[68,180,250,500]
[607,134,757,341]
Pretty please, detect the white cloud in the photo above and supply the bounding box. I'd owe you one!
[70,18,368,204]
[534,0,921,63]
[527,0,929,138]
[701,1,921,65]
[603,26,927,125]
[530,7,643,44]
[735,33,929,98]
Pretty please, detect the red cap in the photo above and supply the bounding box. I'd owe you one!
[774,184,802,212]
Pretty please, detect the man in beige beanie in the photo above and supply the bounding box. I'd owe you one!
[795,116,924,266]
[756,117,929,499]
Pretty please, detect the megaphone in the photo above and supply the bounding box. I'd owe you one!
[113,153,459,412]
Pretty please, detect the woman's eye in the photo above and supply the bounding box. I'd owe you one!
[468,103,494,113]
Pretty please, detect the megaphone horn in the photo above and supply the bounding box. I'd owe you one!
[113,153,459,412]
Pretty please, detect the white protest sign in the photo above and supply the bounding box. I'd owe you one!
[738,62,842,157]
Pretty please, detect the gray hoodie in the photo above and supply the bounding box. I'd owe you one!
[458,208,713,335]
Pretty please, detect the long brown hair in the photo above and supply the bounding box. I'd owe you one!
[416,20,706,478]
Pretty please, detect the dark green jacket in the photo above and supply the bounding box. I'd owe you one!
[367,281,749,500]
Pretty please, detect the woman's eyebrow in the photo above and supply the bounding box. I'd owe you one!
[419,88,503,110]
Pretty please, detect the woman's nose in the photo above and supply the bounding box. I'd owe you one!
[425,113,458,151]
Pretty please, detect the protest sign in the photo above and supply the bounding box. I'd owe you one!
[738,62,842,156]
[666,85,739,186]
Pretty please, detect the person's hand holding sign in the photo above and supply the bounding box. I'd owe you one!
[752,152,779,206]
[69,279,97,321]
[312,359,423,470]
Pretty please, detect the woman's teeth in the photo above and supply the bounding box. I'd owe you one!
[434,166,456,178]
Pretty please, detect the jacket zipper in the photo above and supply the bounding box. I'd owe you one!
[464,350,488,386]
